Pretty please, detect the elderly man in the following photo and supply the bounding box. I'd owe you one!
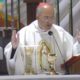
[4,2,73,75]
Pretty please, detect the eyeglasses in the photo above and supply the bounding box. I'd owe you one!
[43,16,54,21]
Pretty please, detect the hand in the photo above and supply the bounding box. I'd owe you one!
[11,30,19,49]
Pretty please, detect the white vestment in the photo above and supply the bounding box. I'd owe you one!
[4,20,73,75]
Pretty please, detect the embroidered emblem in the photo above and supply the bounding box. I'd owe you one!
[37,40,57,74]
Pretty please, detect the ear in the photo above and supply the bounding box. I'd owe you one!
[36,14,39,19]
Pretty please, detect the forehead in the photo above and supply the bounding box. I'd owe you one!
[37,3,54,13]
[40,7,54,16]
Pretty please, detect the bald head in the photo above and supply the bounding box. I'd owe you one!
[36,2,54,17]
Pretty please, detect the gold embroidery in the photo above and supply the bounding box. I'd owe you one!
[25,47,34,74]
[24,40,57,74]
[37,40,57,74]
[37,41,51,70]
[48,54,57,74]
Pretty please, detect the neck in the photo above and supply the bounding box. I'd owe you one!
[38,23,51,32]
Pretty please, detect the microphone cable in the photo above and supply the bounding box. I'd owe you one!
[48,31,69,74]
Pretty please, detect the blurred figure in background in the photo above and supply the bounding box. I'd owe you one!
[73,30,80,56]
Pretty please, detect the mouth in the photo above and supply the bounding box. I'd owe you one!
[46,24,52,27]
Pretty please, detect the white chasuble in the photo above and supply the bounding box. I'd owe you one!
[23,38,57,74]
[4,20,73,75]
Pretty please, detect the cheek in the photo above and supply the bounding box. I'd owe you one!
[50,20,54,24]
[39,19,46,25]
[77,37,80,41]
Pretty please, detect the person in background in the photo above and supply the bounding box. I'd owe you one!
[73,30,80,56]
[4,2,73,75]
